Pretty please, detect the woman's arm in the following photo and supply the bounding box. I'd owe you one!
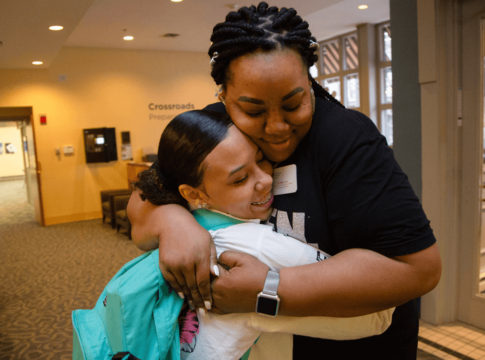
[211,244,441,317]
[127,189,217,310]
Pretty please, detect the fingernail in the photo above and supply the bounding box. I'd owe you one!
[178,292,184,299]
[204,301,211,311]
[198,308,206,317]
[213,265,220,277]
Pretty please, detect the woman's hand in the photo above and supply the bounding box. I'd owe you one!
[211,251,269,315]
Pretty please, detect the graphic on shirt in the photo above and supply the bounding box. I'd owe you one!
[267,208,319,248]
[179,307,199,353]
[316,251,329,261]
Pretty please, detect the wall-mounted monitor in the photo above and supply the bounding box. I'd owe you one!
[83,127,118,163]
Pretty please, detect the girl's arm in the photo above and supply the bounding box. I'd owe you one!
[127,189,217,310]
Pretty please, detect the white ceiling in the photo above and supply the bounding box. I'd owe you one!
[0,0,389,69]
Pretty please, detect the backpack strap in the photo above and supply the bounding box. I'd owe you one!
[192,209,245,231]
[150,250,185,360]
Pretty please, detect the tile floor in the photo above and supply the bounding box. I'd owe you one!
[418,320,485,359]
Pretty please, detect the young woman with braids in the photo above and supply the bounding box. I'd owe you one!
[128,3,441,359]
[129,109,393,359]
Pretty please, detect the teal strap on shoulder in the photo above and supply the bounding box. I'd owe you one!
[239,336,260,360]
[192,209,245,231]
[240,348,251,360]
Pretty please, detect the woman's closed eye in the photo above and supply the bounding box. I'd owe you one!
[246,111,264,118]
[283,104,300,112]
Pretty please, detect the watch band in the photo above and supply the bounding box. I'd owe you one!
[262,270,280,296]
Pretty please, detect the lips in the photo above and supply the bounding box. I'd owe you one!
[263,137,292,152]
[251,193,273,206]
[266,137,291,145]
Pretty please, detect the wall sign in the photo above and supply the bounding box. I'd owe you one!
[148,102,195,121]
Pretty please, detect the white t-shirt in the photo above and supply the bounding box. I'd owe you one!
[180,212,394,360]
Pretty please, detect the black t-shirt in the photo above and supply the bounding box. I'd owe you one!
[156,99,436,359]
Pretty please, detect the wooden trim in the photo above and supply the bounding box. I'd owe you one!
[0,107,32,118]
[45,211,102,226]
[29,114,45,226]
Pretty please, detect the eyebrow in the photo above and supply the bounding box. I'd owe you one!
[282,87,304,101]
[237,96,264,105]
[229,164,245,177]
[237,87,304,104]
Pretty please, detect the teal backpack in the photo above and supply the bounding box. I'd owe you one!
[72,249,184,360]
[72,209,253,360]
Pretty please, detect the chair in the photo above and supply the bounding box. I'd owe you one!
[100,189,132,228]
[113,194,132,239]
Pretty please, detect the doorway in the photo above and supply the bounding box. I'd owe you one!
[459,2,485,329]
[0,107,44,226]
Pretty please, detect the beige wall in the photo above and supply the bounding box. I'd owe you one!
[0,47,217,225]
[0,125,24,177]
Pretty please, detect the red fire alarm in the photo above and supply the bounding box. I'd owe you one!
[40,115,47,125]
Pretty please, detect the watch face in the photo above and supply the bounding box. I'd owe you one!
[256,296,278,316]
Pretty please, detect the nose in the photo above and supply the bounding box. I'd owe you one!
[265,110,289,135]
[255,163,273,192]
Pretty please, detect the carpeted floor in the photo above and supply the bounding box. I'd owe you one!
[0,180,463,360]
[0,180,143,359]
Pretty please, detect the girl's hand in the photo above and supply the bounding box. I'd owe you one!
[210,251,269,314]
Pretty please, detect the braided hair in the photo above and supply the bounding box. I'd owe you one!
[208,2,344,108]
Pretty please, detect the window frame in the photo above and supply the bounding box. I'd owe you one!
[376,21,393,145]
[315,30,361,112]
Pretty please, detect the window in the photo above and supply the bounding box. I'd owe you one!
[377,23,393,146]
[316,32,360,111]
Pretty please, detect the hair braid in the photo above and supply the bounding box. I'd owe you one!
[208,1,344,108]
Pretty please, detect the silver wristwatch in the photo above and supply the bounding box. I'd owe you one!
[255,270,280,317]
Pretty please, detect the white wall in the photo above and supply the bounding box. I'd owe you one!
[0,124,24,178]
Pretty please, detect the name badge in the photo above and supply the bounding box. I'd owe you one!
[273,164,297,195]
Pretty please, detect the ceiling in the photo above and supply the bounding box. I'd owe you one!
[0,0,389,69]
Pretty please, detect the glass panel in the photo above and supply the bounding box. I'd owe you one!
[381,24,392,62]
[322,77,341,102]
[344,34,359,70]
[381,109,393,146]
[381,66,393,104]
[344,73,359,108]
[322,40,340,75]
[309,64,318,78]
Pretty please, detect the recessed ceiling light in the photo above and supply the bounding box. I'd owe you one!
[49,25,63,31]
[123,36,134,41]
[32,61,43,65]
[358,5,368,9]
[171,0,183,2]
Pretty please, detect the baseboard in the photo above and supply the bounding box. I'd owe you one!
[0,175,25,181]
[44,211,102,226]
